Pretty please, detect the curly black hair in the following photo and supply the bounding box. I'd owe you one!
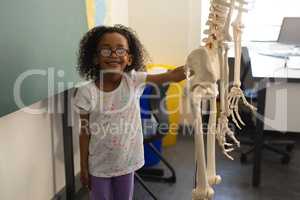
[77,24,148,81]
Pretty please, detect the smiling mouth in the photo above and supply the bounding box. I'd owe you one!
[105,61,121,65]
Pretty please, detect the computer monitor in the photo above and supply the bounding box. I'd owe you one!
[277,17,300,45]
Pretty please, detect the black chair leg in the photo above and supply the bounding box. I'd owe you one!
[240,147,255,164]
[138,143,176,183]
[134,173,158,200]
[240,142,294,164]
[242,147,255,155]
[265,140,295,152]
[264,144,289,157]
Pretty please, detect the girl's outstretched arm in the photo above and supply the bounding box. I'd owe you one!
[146,65,186,85]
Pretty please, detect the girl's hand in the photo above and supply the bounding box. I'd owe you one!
[146,65,187,85]
[80,169,91,190]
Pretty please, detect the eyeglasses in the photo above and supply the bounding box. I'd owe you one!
[97,47,129,57]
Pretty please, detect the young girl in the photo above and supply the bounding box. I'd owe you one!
[74,24,186,200]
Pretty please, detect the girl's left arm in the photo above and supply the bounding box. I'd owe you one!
[146,65,186,85]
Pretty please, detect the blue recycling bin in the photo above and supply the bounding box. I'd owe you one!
[140,85,162,167]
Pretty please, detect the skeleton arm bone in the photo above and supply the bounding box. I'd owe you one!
[232,18,243,87]
[223,44,230,114]
[216,44,240,159]
[223,0,235,41]
[216,45,234,154]
[228,1,256,129]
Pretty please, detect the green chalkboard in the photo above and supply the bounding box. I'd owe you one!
[0,0,88,117]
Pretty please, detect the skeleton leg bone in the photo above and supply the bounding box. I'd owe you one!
[191,96,214,200]
[207,97,222,186]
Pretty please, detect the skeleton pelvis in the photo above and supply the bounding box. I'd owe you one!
[186,46,220,83]
[191,82,218,98]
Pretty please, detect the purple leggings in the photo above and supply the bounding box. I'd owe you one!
[90,173,134,200]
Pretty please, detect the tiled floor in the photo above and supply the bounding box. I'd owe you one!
[77,132,300,200]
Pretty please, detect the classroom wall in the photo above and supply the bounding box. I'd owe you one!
[0,94,76,199]
[128,0,202,66]
[110,0,129,26]
[0,0,129,199]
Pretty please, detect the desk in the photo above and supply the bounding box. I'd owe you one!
[248,42,300,186]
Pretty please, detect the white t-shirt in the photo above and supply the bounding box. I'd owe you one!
[73,70,147,177]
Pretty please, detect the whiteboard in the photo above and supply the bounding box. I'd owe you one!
[0,0,88,117]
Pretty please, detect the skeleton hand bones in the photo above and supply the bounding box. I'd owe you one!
[227,86,257,129]
[216,111,240,160]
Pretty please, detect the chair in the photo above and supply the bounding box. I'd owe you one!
[230,47,295,164]
[134,84,176,200]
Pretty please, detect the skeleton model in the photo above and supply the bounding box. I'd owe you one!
[184,0,256,199]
